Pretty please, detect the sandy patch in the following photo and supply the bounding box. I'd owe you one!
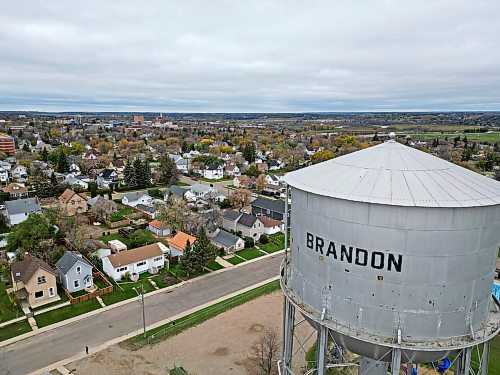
[68,291,315,375]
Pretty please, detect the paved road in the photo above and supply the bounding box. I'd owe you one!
[179,175,232,196]
[0,255,282,375]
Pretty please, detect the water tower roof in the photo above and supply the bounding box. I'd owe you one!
[284,140,500,207]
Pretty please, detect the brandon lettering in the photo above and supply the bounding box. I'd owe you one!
[306,232,402,272]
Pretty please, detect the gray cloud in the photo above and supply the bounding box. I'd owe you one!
[0,0,499,112]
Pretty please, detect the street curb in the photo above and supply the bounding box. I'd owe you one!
[0,249,284,348]
[28,276,280,375]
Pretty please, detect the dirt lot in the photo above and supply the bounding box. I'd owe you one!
[67,291,315,375]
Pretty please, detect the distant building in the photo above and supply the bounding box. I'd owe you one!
[0,135,15,155]
[4,197,42,226]
[133,115,144,124]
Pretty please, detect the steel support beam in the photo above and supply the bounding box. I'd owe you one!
[455,347,472,375]
[480,341,490,375]
[359,357,389,375]
[283,297,295,375]
[390,349,402,375]
[315,325,328,375]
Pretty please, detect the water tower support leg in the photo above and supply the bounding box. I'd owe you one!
[390,349,401,375]
[480,341,490,375]
[283,298,295,375]
[454,347,471,375]
[315,326,328,375]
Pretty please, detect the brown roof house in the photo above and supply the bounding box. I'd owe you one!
[102,243,166,281]
[11,256,60,308]
[59,189,88,216]
[1,183,28,199]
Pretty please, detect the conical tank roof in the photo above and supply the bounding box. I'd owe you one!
[284,140,500,207]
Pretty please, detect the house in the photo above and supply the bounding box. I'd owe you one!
[265,174,281,186]
[233,175,251,188]
[4,197,42,226]
[186,183,219,202]
[203,163,223,180]
[11,164,28,181]
[222,210,264,242]
[65,175,90,190]
[87,195,105,209]
[169,154,189,174]
[259,216,285,235]
[168,231,197,261]
[210,228,244,253]
[59,189,88,216]
[69,163,81,175]
[96,169,118,188]
[251,197,289,223]
[11,256,59,308]
[148,219,171,236]
[122,191,153,207]
[224,164,240,177]
[0,166,9,183]
[267,159,284,171]
[2,183,28,199]
[55,252,94,293]
[136,203,157,219]
[164,185,189,200]
[102,243,165,281]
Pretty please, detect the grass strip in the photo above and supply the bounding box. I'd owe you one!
[225,256,246,265]
[122,279,280,350]
[0,320,32,342]
[34,299,102,328]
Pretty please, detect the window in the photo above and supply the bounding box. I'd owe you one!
[49,287,55,297]
[117,266,127,272]
[37,276,46,284]
[76,266,81,275]
[136,261,146,267]
[35,290,44,299]
[154,257,163,262]
[74,280,80,288]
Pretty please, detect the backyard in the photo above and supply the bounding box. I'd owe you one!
[98,229,157,249]
[108,207,135,223]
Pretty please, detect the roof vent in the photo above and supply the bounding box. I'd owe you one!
[15,272,20,277]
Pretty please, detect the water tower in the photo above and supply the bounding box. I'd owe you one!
[280,135,500,375]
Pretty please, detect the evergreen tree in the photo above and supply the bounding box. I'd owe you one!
[131,158,143,188]
[180,240,197,276]
[181,141,189,154]
[56,151,69,173]
[192,226,217,272]
[22,143,30,152]
[142,160,152,187]
[123,159,134,187]
[242,143,256,163]
[158,156,179,186]
[40,147,49,162]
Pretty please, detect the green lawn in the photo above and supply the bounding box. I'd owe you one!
[35,299,102,328]
[168,263,208,280]
[94,279,108,289]
[31,289,69,312]
[151,273,181,289]
[235,247,265,260]
[259,241,283,253]
[490,334,500,375]
[129,229,157,246]
[108,208,135,222]
[176,182,191,187]
[0,320,32,342]
[100,278,155,305]
[226,256,246,265]
[99,233,131,247]
[122,280,280,349]
[199,177,232,183]
[413,132,500,142]
[205,260,224,271]
[0,273,24,323]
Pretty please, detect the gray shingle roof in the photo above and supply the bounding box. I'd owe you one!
[166,185,188,198]
[237,212,258,228]
[124,191,149,201]
[55,252,92,275]
[5,198,41,216]
[251,197,286,214]
[223,210,241,221]
[211,229,242,248]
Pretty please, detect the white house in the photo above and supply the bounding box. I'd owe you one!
[102,243,165,281]
[69,163,81,175]
[148,219,171,236]
[186,183,219,202]
[224,164,240,177]
[259,216,285,235]
[11,165,28,181]
[210,228,245,253]
[169,154,189,174]
[203,163,223,180]
[4,198,42,226]
[0,167,9,183]
[122,191,154,207]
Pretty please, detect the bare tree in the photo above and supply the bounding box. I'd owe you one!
[228,188,252,210]
[90,199,117,221]
[157,195,191,232]
[249,328,281,375]
[255,174,267,193]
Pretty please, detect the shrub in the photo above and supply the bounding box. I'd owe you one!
[259,234,269,244]
[244,236,254,248]
[122,271,131,281]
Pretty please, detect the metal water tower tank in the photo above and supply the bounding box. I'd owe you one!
[280,137,500,375]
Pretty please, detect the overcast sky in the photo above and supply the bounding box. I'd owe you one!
[1,0,499,112]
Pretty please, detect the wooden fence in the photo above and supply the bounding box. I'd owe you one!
[65,272,113,305]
